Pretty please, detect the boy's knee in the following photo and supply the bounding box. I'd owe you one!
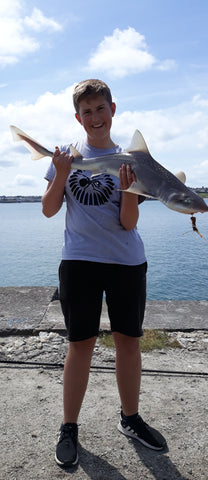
[70,336,97,352]
[113,332,140,354]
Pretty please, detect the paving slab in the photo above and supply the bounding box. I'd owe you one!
[0,287,58,334]
[144,300,208,331]
[99,299,208,331]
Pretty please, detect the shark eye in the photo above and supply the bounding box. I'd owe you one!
[183,197,192,204]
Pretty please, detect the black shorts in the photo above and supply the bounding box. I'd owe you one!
[59,260,147,342]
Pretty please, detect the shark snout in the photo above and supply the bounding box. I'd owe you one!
[166,190,208,214]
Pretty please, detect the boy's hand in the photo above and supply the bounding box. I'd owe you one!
[52,147,73,177]
[119,164,139,230]
[119,164,137,190]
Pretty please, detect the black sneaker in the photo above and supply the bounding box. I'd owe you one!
[118,411,164,451]
[55,423,78,467]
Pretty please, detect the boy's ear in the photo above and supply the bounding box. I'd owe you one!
[111,102,116,117]
[75,113,82,124]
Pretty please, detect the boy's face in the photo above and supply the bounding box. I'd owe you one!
[75,95,116,147]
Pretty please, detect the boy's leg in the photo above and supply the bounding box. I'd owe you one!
[113,332,141,416]
[63,336,97,423]
[105,263,146,415]
[59,260,103,422]
[56,261,104,466]
[107,262,164,451]
[55,335,97,467]
[113,332,165,451]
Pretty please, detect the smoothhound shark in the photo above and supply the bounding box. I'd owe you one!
[10,125,208,215]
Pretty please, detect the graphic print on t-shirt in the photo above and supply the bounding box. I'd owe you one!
[69,170,115,205]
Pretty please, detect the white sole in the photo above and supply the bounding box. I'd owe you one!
[55,452,79,467]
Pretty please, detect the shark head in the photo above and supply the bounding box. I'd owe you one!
[163,189,208,214]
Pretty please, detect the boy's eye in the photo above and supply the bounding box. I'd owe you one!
[82,104,105,116]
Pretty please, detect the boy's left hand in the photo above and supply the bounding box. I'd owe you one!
[119,164,137,190]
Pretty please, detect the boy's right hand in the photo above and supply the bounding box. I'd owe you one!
[52,147,73,177]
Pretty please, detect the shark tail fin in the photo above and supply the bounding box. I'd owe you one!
[126,130,150,154]
[10,125,53,160]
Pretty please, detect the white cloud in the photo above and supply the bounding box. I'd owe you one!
[197,126,208,149]
[193,94,208,108]
[5,86,82,146]
[24,7,62,32]
[0,0,62,67]
[157,59,176,71]
[0,0,21,16]
[13,174,38,187]
[0,84,85,195]
[88,27,175,78]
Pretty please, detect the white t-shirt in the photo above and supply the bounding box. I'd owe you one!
[44,140,146,266]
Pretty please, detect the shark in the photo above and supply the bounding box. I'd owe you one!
[10,124,208,215]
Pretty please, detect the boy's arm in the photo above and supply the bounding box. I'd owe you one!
[119,164,139,231]
[42,147,73,218]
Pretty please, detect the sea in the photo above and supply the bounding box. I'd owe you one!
[0,200,208,300]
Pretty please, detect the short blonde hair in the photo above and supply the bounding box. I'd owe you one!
[73,79,112,114]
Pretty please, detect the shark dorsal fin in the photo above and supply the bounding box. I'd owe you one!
[70,144,83,158]
[126,129,150,154]
[174,171,186,184]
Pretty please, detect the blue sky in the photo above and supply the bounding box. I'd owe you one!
[1,0,208,195]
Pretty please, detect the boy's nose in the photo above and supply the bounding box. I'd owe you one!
[91,111,100,122]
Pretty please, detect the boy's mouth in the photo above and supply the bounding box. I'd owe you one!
[92,123,104,129]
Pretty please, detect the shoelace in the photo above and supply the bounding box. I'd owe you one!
[123,415,150,433]
[60,425,77,442]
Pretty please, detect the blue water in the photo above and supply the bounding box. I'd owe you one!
[0,201,208,300]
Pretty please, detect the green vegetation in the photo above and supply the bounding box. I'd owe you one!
[140,329,182,352]
[197,192,208,198]
[99,329,182,352]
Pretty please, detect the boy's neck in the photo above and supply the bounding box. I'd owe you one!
[86,136,116,149]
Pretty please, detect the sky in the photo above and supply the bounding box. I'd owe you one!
[1,0,208,196]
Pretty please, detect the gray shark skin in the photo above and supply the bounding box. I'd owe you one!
[10,125,208,215]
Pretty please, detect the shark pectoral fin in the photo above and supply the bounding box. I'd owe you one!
[91,171,105,177]
[126,129,150,154]
[123,188,156,199]
[121,181,157,199]
[125,189,156,199]
[69,144,83,159]
[175,171,186,184]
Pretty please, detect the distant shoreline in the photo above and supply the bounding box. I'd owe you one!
[0,196,42,203]
[0,188,208,203]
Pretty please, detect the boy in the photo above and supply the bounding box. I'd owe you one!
[42,79,164,468]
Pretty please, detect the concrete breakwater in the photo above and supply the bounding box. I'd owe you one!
[1,286,208,365]
[0,286,208,335]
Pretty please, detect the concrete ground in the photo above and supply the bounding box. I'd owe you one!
[0,287,208,480]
